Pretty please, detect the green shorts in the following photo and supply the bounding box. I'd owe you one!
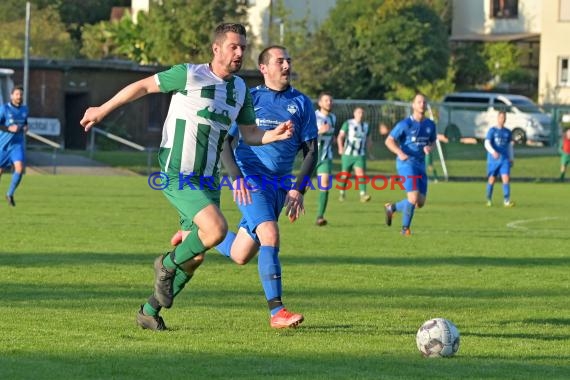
[162,172,220,231]
[315,159,332,175]
[562,153,570,166]
[341,155,366,173]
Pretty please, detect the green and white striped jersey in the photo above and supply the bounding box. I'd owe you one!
[340,118,370,157]
[316,110,336,162]
[156,63,255,176]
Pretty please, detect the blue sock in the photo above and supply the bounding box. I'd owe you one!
[401,200,416,229]
[503,183,510,201]
[7,172,22,197]
[258,246,283,316]
[486,183,493,201]
[395,199,408,212]
[215,231,236,258]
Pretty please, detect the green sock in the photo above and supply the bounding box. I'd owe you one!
[163,230,207,269]
[173,268,192,297]
[143,302,159,316]
[561,172,566,180]
[317,191,329,218]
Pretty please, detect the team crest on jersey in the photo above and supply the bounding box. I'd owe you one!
[426,127,431,134]
[287,103,298,115]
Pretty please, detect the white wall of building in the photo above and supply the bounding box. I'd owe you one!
[452,0,541,38]
[539,0,570,104]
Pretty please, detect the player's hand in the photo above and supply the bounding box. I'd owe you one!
[7,125,19,133]
[270,120,294,142]
[285,189,304,223]
[80,107,105,132]
[423,145,433,155]
[232,177,253,205]
[319,121,330,134]
[397,151,409,161]
[492,151,500,160]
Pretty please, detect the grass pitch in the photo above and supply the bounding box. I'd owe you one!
[1,175,569,379]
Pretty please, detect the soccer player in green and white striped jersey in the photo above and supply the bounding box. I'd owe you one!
[80,23,293,331]
[314,92,336,226]
[337,106,372,202]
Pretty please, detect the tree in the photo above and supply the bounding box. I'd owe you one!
[0,4,75,59]
[81,0,249,66]
[81,11,148,63]
[294,0,451,100]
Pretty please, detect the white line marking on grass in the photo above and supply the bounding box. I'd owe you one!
[506,217,560,230]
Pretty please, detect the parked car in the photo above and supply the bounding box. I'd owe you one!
[439,92,552,145]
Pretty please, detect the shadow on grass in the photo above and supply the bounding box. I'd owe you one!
[2,252,569,268]
[1,350,569,379]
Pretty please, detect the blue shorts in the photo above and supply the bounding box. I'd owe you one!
[396,161,428,195]
[0,142,25,168]
[487,159,510,177]
[237,182,287,244]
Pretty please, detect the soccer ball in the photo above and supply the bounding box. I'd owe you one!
[416,318,460,358]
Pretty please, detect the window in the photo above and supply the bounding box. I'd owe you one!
[561,0,570,21]
[491,0,518,19]
[560,57,570,87]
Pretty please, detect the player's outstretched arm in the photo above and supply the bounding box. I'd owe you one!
[238,120,294,146]
[221,136,252,205]
[385,135,408,161]
[286,138,317,222]
[80,76,159,132]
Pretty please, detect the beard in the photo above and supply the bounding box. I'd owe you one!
[228,60,243,73]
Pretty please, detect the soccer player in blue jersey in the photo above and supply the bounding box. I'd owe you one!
[215,45,317,328]
[485,111,515,207]
[0,85,29,207]
[384,93,437,235]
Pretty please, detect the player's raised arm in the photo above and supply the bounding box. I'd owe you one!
[80,76,160,132]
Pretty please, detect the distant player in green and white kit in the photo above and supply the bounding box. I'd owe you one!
[80,23,293,331]
[337,106,372,202]
[314,92,336,226]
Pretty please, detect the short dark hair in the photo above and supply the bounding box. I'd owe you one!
[12,85,23,94]
[412,92,425,102]
[258,45,286,66]
[213,23,246,44]
[318,91,333,101]
[498,110,507,116]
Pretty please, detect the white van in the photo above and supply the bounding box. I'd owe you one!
[439,92,552,145]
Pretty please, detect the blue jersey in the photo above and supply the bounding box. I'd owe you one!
[486,127,512,160]
[390,116,437,167]
[0,102,29,147]
[231,85,317,178]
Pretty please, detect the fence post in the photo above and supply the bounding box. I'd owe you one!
[89,129,95,159]
[51,147,57,175]
[147,148,152,176]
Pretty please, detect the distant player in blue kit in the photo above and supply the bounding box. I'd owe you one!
[0,85,29,207]
[384,93,437,235]
[216,45,317,328]
[485,111,515,207]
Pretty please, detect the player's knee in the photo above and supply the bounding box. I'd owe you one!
[211,223,228,246]
[231,255,252,266]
